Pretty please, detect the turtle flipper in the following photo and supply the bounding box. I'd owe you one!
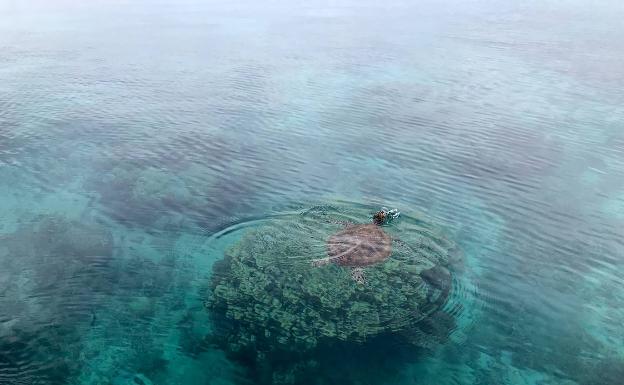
[310,256,333,267]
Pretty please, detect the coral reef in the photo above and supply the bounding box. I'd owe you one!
[0,325,79,384]
[0,215,115,322]
[205,205,459,384]
[0,214,115,383]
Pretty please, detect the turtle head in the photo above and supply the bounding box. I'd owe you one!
[373,208,401,225]
[373,210,387,226]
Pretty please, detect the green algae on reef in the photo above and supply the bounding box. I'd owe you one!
[205,204,461,384]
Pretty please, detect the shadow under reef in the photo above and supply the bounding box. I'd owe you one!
[208,328,454,385]
[182,305,456,384]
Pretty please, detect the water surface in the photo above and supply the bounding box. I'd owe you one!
[1,0,623,384]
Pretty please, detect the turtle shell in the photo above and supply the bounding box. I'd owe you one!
[327,223,392,267]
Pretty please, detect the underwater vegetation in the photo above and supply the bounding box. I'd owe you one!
[205,204,461,384]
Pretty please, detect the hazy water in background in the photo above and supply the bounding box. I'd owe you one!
[1,0,624,384]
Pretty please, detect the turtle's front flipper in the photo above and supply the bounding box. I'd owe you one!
[311,239,361,267]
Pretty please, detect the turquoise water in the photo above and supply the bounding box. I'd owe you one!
[1,0,624,384]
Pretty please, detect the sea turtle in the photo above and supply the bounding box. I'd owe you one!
[311,208,400,284]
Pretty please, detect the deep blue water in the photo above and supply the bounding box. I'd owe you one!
[1,0,624,384]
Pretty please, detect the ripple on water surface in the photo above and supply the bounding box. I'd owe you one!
[0,203,478,385]
[205,203,476,384]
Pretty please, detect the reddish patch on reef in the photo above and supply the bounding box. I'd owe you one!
[327,224,392,267]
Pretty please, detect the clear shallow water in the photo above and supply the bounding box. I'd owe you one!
[1,0,623,384]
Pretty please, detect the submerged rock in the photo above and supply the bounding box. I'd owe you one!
[205,204,460,383]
